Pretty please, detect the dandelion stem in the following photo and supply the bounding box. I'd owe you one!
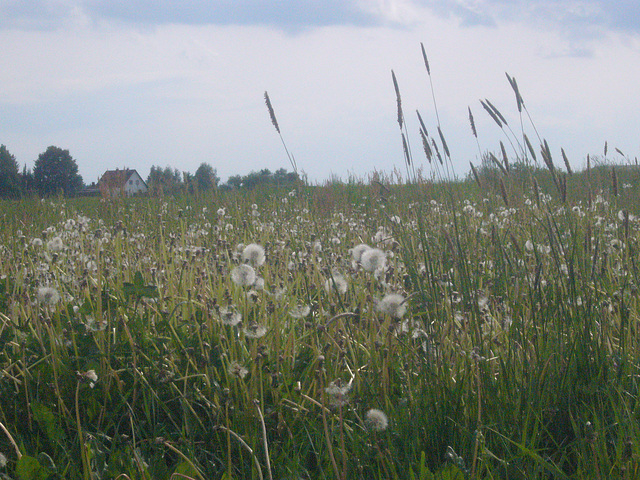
[339,404,348,480]
[254,400,273,480]
[75,381,93,480]
[320,380,342,480]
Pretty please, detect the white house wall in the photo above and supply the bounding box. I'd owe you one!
[124,172,148,196]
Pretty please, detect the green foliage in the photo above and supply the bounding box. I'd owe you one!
[194,162,220,191]
[0,276,10,314]
[33,146,84,196]
[0,144,21,198]
[223,167,300,190]
[15,455,53,480]
[31,403,67,445]
[122,271,159,302]
[0,167,640,479]
[146,165,183,195]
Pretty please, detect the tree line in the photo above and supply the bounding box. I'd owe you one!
[145,165,300,194]
[0,145,83,198]
[0,144,300,198]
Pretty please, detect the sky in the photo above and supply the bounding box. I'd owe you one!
[1,0,639,185]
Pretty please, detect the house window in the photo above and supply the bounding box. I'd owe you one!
[129,180,133,185]
[136,180,139,185]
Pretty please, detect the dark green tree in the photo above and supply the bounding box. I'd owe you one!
[146,165,183,195]
[194,162,220,191]
[33,146,84,196]
[225,175,242,190]
[0,145,20,198]
[21,165,35,195]
[222,168,299,190]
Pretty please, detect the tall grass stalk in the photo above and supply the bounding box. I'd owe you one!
[264,91,299,176]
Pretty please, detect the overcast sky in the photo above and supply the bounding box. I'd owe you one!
[1,1,639,184]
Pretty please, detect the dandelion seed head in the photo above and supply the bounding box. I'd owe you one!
[365,408,389,431]
[361,248,386,273]
[253,276,265,290]
[228,361,249,379]
[289,304,311,318]
[78,369,98,388]
[37,286,60,306]
[377,293,406,318]
[325,380,351,407]
[85,316,107,332]
[219,306,242,326]
[350,243,371,263]
[324,273,348,295]
[242,243,266,266]
[374,227,394,247]
[477,295,489,310]
[231,264,256,287]
[47,236,64,252]
[243,321,267,339]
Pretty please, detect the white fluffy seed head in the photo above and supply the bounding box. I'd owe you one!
[324,273,348,295]
[47,236,64,252]
[243,322,267,339]
[219,306,242,326]
[242,243,266,266]
[361,248,386,273]
[377,293,406,319]
[365,408,389,431]
[37,286,61,306]
[350,243,371,263]
[230,264,256,287]
[289,304,311,318]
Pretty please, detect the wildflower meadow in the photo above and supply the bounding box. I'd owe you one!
[1,49,640,479]
[1,163,639,480]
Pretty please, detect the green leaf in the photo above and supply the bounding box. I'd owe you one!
[173,460,200,478]
[16,455,49,480]
[31,403,66,444]
[122,282,136,301]
[123,271,158,301]
[418,451,435,480]
[435,465,465,480]
[141,285,159,299]
[133,271,144,289]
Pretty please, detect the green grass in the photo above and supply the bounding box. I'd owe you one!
[2,44,640,479]
[0,169,639,479]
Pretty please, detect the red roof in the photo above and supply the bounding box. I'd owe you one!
[98,169,147,197]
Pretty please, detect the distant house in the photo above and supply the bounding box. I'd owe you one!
[98,169,148,197]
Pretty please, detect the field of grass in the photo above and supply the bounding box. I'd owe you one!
[2,45,640,479]
[1,164,639,479]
